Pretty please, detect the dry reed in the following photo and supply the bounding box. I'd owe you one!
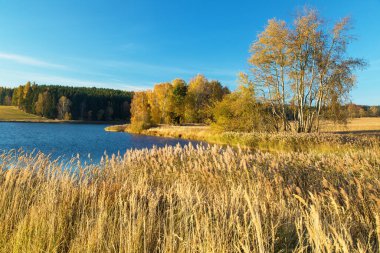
[0,142,379,252]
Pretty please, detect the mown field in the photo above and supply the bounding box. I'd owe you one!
[0,106,44,121]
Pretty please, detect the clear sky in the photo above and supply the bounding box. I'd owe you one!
[0,0,379,105]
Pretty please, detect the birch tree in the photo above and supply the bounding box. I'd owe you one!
[249,8,365,132]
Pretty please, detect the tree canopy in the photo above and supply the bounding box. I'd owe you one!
[129,75,229,131]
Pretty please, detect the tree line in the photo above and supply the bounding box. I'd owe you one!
[0,83,132,121]
[130,8,375,133]
[346,103,380,118]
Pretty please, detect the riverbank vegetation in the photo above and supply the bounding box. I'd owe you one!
[0,143,379,252]
[106,121,380,152]
[0,84,132,121]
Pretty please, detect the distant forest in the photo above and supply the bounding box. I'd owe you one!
[0,82,132,121]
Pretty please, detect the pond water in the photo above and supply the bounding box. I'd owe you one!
[0,122,200,163]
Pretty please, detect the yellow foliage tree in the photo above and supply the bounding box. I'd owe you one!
[249,8,365,132]
[185,74,229,123]
[130,91,153,131]
[148,83,174,124]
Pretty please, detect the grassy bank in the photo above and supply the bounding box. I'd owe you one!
[0,106,45,121]
[0,144,379,252]
[105,124,380,152]
[0,106,72,123]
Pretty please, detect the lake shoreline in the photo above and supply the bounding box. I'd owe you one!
[104,124,380,153]
[0,122,198,164]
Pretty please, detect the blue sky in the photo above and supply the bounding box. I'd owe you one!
[0,0,379,105]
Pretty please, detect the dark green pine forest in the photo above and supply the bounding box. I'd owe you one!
[0,82,132,121]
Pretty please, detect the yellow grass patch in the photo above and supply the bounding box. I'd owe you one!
[320,117,380,133]
[0,106,44,121]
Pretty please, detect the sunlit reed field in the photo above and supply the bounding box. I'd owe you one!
[0,137,379,252]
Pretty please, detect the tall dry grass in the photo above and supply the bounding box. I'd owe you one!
[0,143,379,252]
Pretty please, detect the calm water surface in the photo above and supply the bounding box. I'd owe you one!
[0,122,200,163]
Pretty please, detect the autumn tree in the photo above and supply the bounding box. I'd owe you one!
[35,93,45,117]
[213,73,275,132]
[11,86,24,107]
[148,83,174,124]
[370,106,379,117]
[130,91,153,131]
[19,82,31,110]
[347,103,360,118]
[35,91,55,118]
[185,75,207,123]
[147,90,159,124]
[185,74,229,123]
[205,80,230,120]
[249,8,365,132]
[249,18,289,131]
